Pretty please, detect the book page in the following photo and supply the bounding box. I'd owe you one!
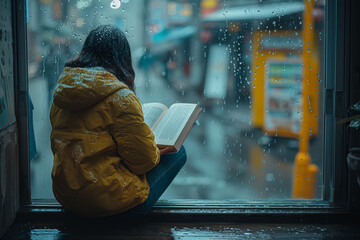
[142,102,168,130]
[153,103,197,145]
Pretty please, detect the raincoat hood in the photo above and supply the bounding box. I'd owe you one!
[53,67,126,110]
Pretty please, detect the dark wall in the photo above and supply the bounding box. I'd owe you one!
[0,125,19,238]
[0,0,19,237]
[350,0,360,121]
[347,0,360,209]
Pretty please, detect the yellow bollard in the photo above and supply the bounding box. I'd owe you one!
[292,152,319,199]
[292,152,310,198]
[304,164,319,199]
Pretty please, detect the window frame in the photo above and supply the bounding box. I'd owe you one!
[14,0,31,205]
[15,0,359,216]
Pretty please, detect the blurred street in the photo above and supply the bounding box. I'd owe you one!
[28,0,325,202]
[30,66,322,201]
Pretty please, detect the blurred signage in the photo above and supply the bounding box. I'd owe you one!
[262,36,303,51]
[167,1,193,26]
[200,0,217,17]
[204,45,229,99]
[148,0,195,44]
[264,59,303,134]
[148,0,167,35]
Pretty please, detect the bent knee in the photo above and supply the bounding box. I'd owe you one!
[178,146,187,166]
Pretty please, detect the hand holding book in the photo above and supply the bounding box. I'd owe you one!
[143,102,202,152]
[159,147,174,155]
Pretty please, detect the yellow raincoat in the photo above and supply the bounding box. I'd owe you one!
[50,67,160,217]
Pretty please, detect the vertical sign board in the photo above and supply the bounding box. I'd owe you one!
[251,30,319,139]
[251,31,303,130]
[264,59,303,137]
[204,45,229,99]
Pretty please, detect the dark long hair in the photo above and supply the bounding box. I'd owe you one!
[65,25,135,91]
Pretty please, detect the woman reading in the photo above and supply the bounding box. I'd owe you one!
[50,25,186,217]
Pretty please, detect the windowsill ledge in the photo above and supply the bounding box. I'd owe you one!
[14,199,360,224]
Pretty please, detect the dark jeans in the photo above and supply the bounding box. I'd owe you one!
[129,146,187,214]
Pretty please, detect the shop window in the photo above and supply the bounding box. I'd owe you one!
[27,0,328,203]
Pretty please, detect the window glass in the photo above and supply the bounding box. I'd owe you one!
[28,0,326,201]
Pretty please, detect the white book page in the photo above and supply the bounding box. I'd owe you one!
[153,103,196,145]
[142,103,168,130]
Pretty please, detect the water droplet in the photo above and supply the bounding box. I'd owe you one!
[110,0,121,9]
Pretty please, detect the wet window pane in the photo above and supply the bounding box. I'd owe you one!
[28,0,326,201]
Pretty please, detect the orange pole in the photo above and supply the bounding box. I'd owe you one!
[299,0,313,153]
[292,0,319,199]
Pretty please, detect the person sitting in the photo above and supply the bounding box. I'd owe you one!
[50,25,186,217]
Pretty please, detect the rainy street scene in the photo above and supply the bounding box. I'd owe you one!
[27,0,325,201]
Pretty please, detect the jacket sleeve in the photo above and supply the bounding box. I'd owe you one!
[108,90,160,175]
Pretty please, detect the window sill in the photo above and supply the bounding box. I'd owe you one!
[15,199,359,224]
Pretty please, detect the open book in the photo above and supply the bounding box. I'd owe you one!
[143,103,202,152]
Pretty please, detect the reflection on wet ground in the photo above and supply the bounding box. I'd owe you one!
[30,69,323,201]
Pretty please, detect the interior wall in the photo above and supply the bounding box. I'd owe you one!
[348,0,360,209]
[0,0,19,237]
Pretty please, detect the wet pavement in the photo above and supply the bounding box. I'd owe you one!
[29,67,323,201]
